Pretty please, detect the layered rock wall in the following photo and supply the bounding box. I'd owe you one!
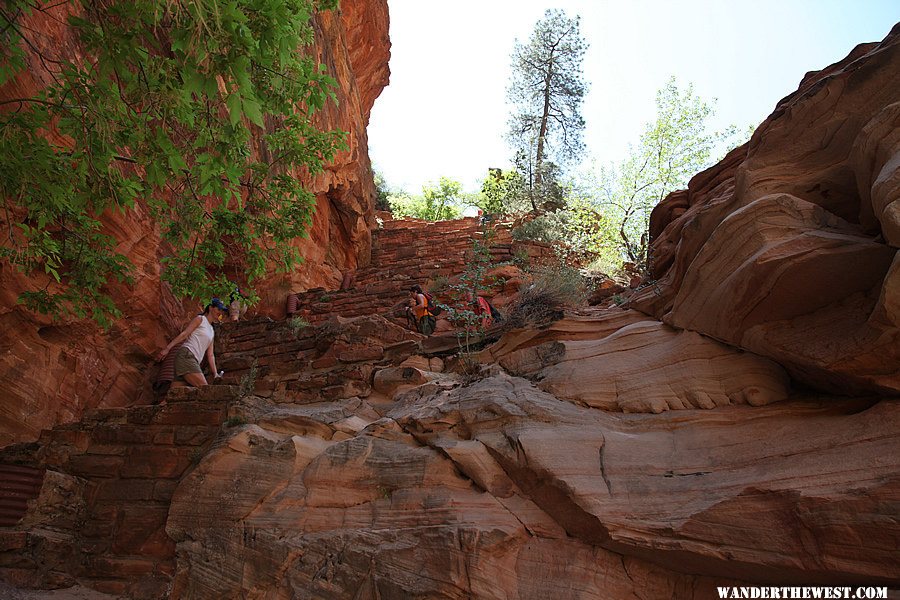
[634,24,900,395]
[0,0,390,447]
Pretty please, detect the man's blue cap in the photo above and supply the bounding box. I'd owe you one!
[210,297,227,310]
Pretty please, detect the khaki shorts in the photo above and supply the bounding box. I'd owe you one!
[174,346,202,379]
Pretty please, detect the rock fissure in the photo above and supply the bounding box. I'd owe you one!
[597,445,612,496]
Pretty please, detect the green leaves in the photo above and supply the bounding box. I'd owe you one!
[226,92,243,126]
[242,95,264,126]
[579,77,745,273]
[387,177,470,221]
[0,0,343,328]
[0,2,28,87]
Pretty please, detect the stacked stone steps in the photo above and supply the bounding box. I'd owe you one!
[290,217,515,325]
[0,389,233,598]
[365,217,510,268]
[0,218,525,597]
[290,286,410,326]
[0,465,44,527]
[354,245,515,287]
[214,314,424,404]
[214,319,322,397]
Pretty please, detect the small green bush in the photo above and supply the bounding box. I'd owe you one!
[511,215,561,244]
[224,416,247,428]
[238,359,259,398]
[289,316,309,335]
[512,249,531,271]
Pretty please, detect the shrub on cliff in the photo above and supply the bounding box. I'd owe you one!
[504,263,587,328]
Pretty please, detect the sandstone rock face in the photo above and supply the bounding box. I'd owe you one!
[495,318,791,413]
[632,25,900,394]
[0,0,390,447]
[2,305,898,597]
[165,375,899,598]
[481,308,789,414]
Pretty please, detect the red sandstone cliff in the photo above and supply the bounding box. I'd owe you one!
[0,0,390,447]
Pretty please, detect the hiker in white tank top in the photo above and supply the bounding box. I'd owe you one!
[156,298,227,387]
[183,315,215,363]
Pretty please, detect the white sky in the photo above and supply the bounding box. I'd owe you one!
[367,0,899,195]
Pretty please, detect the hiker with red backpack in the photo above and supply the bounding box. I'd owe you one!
[406,285,440,336]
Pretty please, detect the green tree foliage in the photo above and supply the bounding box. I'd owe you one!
[422,177,465,221]
[373,168,391,212]
[0,0,344,327]
[583,77,739,272]
[388,176,467,221]
[507,9,587,208]
[476,168,529,216]
[509,190,619,272]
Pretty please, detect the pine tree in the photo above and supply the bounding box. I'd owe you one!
[507,9,588,209]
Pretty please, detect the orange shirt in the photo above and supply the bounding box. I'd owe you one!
[412,293,429,319]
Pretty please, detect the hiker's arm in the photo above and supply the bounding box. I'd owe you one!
[156,316,201,361]
[416,294,426,308]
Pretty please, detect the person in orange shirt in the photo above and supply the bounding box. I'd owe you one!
[406,285,435,335]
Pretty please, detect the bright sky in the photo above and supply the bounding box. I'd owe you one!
[367,0,899,195]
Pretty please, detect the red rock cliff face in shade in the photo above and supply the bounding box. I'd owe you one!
[0,0,390,447]
[632,24,900,395]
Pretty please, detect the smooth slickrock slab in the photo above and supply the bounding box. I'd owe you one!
[395,375,900,586]
[537,321,790,413]
[484,311,789,413]
[166,378,753,599]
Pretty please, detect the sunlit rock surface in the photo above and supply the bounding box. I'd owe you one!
[166,375,898,598]
[490,315,790,413]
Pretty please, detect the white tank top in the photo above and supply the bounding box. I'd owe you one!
[183,315,214,363]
